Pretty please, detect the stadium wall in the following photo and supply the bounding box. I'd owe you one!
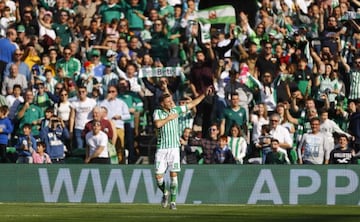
[1,165,360,205]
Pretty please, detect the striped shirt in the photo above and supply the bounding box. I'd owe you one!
[154,105,187,149]
[227,136,247,164]
[348,70,360,100]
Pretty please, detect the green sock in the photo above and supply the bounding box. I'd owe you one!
[170,176,178,202]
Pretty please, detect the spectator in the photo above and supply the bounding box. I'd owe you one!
[15,123,37,164]
[6,84,23,121]
[16,89,43,137]
[76,0,97,28]
[98,0,125,25]
[118,78,143,164]
[3,49,31,83]
[69,86,97,149]
[213,135,236,164]
[34,82,52,113]
[85,120,110,164]
[82,106,114,147]
[189,123,220,164]
[32,141,51,164]
[297,117,330,164]
[268,113,292,163]
[0,105,13,163]
[254,124,272,164]
[265,138,290,164]
[40,116,69,164]
[55,46,81,81]
[120,0,147,34]
[189,49,216,136]
[329,134,358,164]
[146,19,170,65]
[220,93,247,136]
[100,85,130,164]
[0,28,18,64]
[227,124,247,164]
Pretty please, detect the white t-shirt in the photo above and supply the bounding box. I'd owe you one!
[54,101,72,122]
[71,97,96,130]
[86,131,109,158]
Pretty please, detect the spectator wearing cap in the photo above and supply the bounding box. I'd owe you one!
[140,19,152,43]
[79,61,100,96]
[101,61,118,96]
[38,9,56,48]
[55,46,81,81]
[3,49,31,83]
[0,28,17,64]
[88,49,105,78]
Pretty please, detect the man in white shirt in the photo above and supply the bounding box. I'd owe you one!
[269,113,292,163]
[85,120,109,164]
[100,85,130,164]
[69,86,97,149]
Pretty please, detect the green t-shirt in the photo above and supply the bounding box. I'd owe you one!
[52,23,71,47]
[120,0,147,30]
[16,103,44,136]
[98,4,125,24]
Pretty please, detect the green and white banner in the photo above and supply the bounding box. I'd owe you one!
[1,165,360,205]
[196,5,236,24]
[139,67,182,78]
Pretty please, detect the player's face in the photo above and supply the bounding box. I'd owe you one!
[161,97,174,110]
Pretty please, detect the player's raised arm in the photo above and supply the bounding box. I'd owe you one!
[186,86,214,110]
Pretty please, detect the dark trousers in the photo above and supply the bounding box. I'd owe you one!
[89,157,110,164]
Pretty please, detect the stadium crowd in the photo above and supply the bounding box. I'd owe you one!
[0,0,360,165]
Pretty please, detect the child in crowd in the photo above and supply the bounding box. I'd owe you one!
[32,141,51,164]
[213,135,236,164]
[16,124,37,164]
[0,106,13,163]
[255,124,272,164]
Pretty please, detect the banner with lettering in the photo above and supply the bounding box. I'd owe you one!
[138,67,182,78]
[1,165,360,205]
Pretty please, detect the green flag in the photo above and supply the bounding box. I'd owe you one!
[196,5,236,24]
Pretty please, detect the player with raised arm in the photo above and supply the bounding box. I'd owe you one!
[154,87,213,210]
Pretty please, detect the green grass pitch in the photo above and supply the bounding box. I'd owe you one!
[0,203,359,222]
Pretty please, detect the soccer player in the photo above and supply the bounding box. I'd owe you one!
[154,87,212,210]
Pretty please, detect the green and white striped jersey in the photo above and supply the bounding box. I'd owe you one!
[153,105,187,149]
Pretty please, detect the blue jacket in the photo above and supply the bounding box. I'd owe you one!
[16,134,37,156]
[40,125,70,159]
[0,117,13,145]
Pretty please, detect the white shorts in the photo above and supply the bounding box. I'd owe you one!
[155,148,181,174]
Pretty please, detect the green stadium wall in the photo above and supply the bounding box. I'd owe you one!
[1,165,360,205]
